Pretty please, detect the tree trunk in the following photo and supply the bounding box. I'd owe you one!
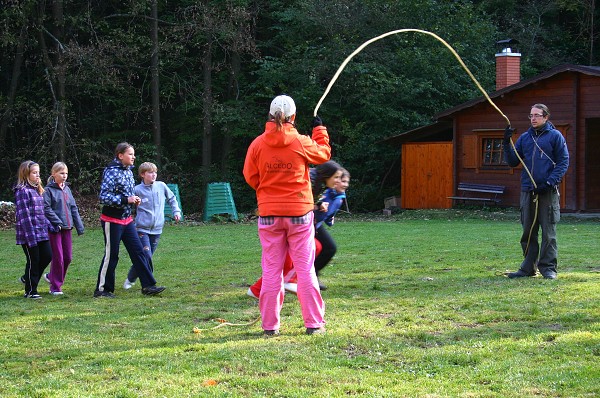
[150,0,162,166]
[0,26,27,150]
[220,51,241,175]
[202,42,213,176]
[53,0,66,161]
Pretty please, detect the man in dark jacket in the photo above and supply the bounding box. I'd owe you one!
[503,104,569,279]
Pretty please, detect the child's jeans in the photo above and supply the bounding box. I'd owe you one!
[258,213,325,331]
[48,229,73,292]
[127,232,161,282]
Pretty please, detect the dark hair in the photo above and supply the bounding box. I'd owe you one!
[532,103,550,117]
[115,142,133,157]
[312,160,342,198]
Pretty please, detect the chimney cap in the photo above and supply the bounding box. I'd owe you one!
[496,39,519,46]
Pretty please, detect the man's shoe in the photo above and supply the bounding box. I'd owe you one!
[263,329,279,337]
[43,273,50,283]
[93,290,116,298]
[24,293,42,299]
[507,270,536,279]
[306,327,326,335]
[246,287,258,299]
[142,285,166,296]
[123,278,135,290]
[284,283,297,295]
[541,270,557,279]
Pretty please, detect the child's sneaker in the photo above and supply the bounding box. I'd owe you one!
[246,287,258,299]
[49,291,64,296]
[306,327,326,335]
[42,273,50,283]
[24,293,42,299]
[284,283,297,295]
[123,278,135,290]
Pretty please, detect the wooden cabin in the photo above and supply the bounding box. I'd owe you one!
[385,45,600,212]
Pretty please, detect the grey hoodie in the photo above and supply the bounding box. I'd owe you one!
[43,181,85,235]
[134,181,181,235]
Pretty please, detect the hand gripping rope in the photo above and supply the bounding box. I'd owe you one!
[314,29,539,275]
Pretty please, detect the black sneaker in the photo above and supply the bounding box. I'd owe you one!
[24,293,42,299]
[541,270,557,279]
[507,270,536,279]
[93,290,116,298]
[141,285,166,296]
[263,329,280,337]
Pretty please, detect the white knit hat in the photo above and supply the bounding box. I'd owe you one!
[269,95,296,118]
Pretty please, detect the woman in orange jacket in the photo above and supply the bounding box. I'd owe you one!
[243,95,331,336]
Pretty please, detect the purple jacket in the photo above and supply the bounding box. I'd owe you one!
[15,183,50,247]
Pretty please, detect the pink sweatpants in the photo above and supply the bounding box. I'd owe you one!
[258,213,325,331]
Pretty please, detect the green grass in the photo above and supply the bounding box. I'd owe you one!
[0,210,599,397]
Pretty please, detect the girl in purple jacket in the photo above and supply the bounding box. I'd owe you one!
[15,160,51,299]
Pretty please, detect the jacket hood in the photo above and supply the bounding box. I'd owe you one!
[531,120,556,135]
[261,121,300,148]
[46,180,71,190]
[107,158,131,170]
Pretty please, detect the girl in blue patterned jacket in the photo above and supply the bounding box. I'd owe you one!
[94,142,165,298]
[15,160,51,299]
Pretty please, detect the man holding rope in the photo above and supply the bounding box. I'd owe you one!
[503,104,569,280]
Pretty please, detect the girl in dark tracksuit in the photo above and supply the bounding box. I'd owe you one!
[94,142,165,298]
[15,160,51,299]
[311,162,344,290]
[313,167,350,290]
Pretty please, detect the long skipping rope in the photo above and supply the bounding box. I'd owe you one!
[195,30,545,335]
[314,29,539,275]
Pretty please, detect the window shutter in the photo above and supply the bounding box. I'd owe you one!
[462,135,477,169]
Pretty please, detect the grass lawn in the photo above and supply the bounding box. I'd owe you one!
[0,210,598,397]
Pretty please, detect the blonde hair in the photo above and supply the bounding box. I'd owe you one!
[48,161,68,184]
[270,111,293,132]
[16,160,44,195]
[138,162,158,176]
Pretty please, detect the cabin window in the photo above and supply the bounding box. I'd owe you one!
[463,131,512,173]
[482,137,506,167]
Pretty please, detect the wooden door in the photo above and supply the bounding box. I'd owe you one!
[585,119,600,210]
[401,143,453,209]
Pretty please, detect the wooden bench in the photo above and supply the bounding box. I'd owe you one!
[448,183,506,206]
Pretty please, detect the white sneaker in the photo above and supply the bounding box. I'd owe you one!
[246,288,258,299]
[43,273,50,283]
[123,279,135,290]
[284,283,297,295]
[50,291,64,295]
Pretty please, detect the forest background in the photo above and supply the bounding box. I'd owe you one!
[1,0,598,213]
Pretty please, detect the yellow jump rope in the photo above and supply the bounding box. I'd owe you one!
[195,29,540,333]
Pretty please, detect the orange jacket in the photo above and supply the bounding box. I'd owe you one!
[243,121,331,216]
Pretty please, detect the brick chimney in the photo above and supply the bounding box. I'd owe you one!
[495,39,521,90]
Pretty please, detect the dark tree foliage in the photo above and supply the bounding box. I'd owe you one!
[1,0,596,212]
